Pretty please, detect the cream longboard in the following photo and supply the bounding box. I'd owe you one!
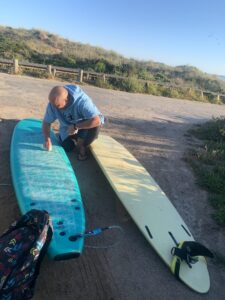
[90,134,210,293]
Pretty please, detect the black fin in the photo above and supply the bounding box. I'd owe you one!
[182,241,214,258]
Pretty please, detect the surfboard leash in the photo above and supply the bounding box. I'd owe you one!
[73,225,124,249]
[75,226,110,238]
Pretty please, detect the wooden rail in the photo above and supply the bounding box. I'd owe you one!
[0,58,224,101]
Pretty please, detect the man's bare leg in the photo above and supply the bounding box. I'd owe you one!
[76,138,88,161]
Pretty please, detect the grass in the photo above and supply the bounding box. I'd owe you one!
[187,117,225,225]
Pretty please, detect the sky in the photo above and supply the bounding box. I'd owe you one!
[1,0,225,75]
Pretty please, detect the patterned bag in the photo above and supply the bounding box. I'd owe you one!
[0,209,53,300]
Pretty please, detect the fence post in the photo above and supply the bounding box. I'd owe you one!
[79,69,83,83]
[144,82,149,93]
[13,59,19,74]
[102,74,106,82]
[217,94,220,102]
[52,68,56,77]
[200,90,204,100]
[47,65,52,76]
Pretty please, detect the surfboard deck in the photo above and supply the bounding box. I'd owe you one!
[10,118,85,260]
[90,134,210,293]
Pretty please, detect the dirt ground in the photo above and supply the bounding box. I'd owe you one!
[0,72,225,300]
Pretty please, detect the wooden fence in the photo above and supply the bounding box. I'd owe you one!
[0,58,224,101]
[0,58,125,83]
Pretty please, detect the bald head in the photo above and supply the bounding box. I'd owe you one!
[48,86,69,109]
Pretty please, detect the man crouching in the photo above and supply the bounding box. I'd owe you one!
[42,85,104,160]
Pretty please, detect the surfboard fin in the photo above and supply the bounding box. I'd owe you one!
[170,241,214,279]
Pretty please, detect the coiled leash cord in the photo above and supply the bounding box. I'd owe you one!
[75,225,124,249]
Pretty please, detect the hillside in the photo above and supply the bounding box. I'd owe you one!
[0,25,225,101]
[219,75,225,82]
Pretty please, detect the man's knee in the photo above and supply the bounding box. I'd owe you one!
[83,126,100,147]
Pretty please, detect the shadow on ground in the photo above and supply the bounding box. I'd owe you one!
[0,117,224,300]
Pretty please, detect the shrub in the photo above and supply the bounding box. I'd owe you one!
[187,117,225,225]
[120,77,145,93]
[94,77,112,89]
[145,83,160,96]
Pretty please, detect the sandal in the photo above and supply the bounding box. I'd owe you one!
[77,152,89,161]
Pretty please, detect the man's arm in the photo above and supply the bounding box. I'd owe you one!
[76,115,101,129]
[67,115,101,135]
[42,121,52,151]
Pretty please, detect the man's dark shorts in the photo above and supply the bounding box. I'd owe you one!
[61,126,100,152]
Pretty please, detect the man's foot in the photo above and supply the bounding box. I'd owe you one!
[77,145,89,161]
[77,152,88,161]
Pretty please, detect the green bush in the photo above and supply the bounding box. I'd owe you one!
[184,88,199,100]
[190,117,225,142]
[145,83,160,96]
[120,77,145,93]
[160,86,180,98]
[94,77,112,89]
[210,194,225,225]
[187,117,225,226]
[95,61,106,73]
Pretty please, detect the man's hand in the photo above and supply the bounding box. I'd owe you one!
[42,122,52,151]
[44,137,52,151]
[68,125,79,135]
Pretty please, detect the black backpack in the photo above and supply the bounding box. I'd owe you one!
[0,209,53,300]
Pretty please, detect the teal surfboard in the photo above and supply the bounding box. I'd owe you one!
[10,118,85,260]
